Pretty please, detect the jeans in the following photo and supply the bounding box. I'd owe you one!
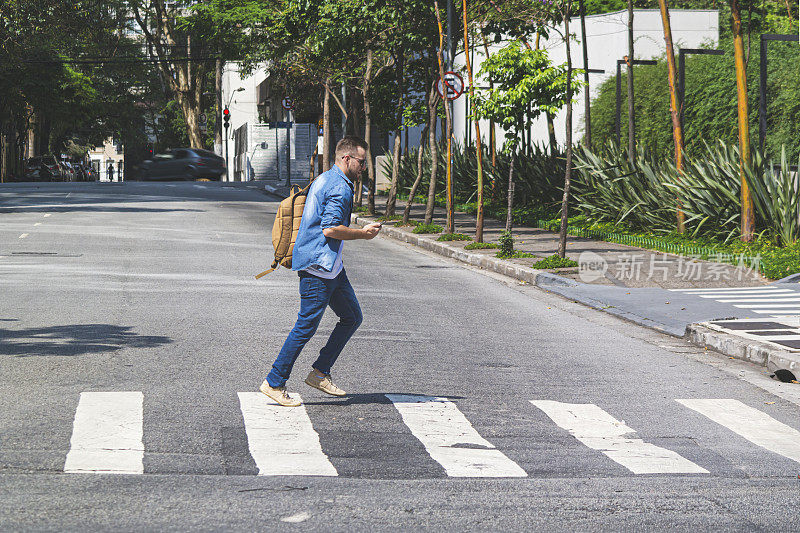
[266,269,363,388]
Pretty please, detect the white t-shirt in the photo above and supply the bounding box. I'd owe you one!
[303,241,344,279]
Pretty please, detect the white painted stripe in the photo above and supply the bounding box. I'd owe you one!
[238,392,337,476]
[530,401,708,475]
[387,394,526,477]
[33,222,41,226]
[43,213,51,217]
[64,392,144,474]
[18,233,27,239]
[750,310,800,314]
[676,399,800,464]
[733,304,800,309]
[696,290,795,297]
[672,286,783,293]
[717,297,800,302]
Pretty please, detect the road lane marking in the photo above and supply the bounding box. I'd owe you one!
[43,213,51,217]
[530,401,708,475]
[18,234,28,239]
[732,304,800,308]
[33,223,42,226]
[238,392,337,476]
[64,392,144,474]
[676,399,800,464]
[750,310,800,314]
[386,394,527,477]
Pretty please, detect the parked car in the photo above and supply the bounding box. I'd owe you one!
[24,155,63,181]
[137,148,225,181]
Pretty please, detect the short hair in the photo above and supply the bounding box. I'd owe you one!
[335,136,369,159]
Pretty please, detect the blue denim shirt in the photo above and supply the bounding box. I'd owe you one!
[292,165,354,272]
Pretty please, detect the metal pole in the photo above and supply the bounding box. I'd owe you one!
[758,35,768,152]
[615,61,621,147]
[285,110,292,187]
[224,123,230,181]
[678,49,685,134]
[276,126,280,181]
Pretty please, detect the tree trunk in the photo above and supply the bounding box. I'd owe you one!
[403,126,428,224]
[580,0,592,150]
[215,58,223,156]
[424,81,440,225]
[385,50,404,217]
[506,150,515,232]
[626,0,636,157]
[463,0,485,242]
[386,132,402,216]
[658,0,686,233]
[546,112,557,152]
[323,78,332,173]
[558,0,575,258]
[363,51,377,215]
[731,0,754,241]
[434,0,454,233]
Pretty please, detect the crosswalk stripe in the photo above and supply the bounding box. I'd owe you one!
[676,399,800,464]
[64,392,144,474]
[672,287,785,293]
[386,394,527,477]
[694,290,795,297]
[750,310,800,314]
[717,298,800,302]
[732,304,800,308]
[530,401,709,475]
[237,392,337,476]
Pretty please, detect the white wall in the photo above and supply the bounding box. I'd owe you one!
[452,9,719,149]
[221,63,267,181]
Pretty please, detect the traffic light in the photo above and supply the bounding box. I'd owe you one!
[223,107,230,127]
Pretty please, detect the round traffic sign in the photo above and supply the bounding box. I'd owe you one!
[281,97,295,110]
[436,71,465,100]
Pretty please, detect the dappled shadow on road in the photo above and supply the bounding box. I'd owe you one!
[0,324,172,357]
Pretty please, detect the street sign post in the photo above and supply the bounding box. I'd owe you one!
[281,97,294,110]
[436,71,464,100]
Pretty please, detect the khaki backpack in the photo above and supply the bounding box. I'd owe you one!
[255,182,312,279]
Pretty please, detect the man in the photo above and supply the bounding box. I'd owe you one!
[260,136,382,407]
[107,162,115,182]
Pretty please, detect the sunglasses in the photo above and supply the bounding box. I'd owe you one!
[347,155,367,168]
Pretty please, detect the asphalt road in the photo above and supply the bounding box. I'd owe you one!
[1,181,799,532]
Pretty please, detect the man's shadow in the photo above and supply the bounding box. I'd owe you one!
[302,392,466,407]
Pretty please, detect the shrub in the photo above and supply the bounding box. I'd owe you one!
[533,254,579,269]
[464,242,499,250]
[496,231,515,258]
[437,233,472,241]
[412,223,444,234]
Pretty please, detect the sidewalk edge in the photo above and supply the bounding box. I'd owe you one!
[685,323,800,376]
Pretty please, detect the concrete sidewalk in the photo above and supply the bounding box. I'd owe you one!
[260,181,799,383]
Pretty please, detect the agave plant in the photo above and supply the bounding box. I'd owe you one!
[745,147,800,245]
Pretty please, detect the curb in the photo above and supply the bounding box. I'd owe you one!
[352,214,578,289]
[685,323,800,379]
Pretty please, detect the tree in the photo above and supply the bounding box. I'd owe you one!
[657,0,686,233]
[730,0,754,241]
[130,1,212,149]
[472,41,583,233]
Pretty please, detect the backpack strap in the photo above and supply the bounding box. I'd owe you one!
[255,259,278,279]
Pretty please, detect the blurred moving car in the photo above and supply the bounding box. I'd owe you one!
[24,155,64,181]
[138,148,225,181]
